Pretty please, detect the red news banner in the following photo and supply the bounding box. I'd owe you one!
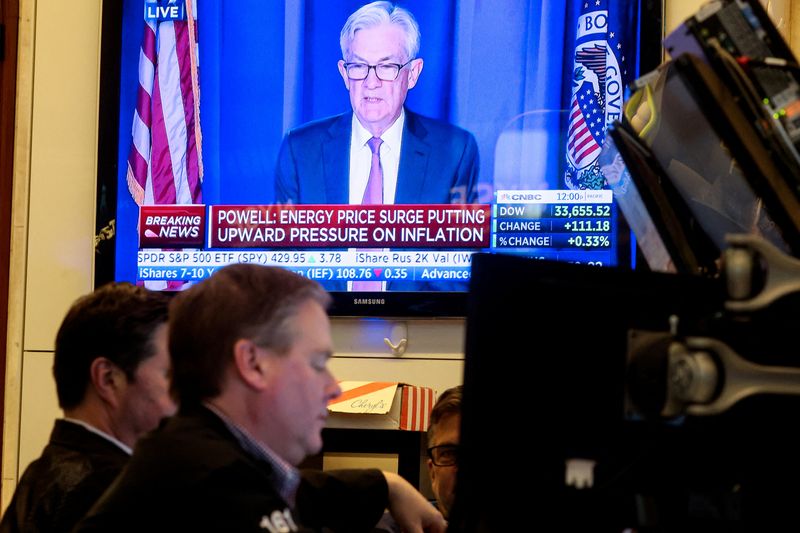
[140,204,491,249]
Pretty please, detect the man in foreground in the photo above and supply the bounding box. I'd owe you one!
[76,264,445,532]
[0,283,175,532]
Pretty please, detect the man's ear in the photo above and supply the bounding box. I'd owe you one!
[89,357,125,407]
[407,58,424,89]
[232,339,270,390]
[337,60,351,90]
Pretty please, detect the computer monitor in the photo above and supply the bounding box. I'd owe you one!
[601,120,718,275]
[449,252,800,531]
[608,51,800,270]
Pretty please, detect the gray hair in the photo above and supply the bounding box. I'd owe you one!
[340,1,421,62]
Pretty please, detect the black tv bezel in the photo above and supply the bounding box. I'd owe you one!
[94,0,664,318]
[451,252,731,530]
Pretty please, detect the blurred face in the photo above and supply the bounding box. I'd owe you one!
[338,23,423,137]
[117,324,177,447]
[260,300,341,465]
[427,412,460,519]
[601,152,626,188]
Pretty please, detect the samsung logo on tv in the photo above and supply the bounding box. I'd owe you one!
[353,298,385,305]
[145,0,185,21]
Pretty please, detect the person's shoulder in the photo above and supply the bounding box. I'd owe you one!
[19,431,97,483]
[286,112,350,139]
[405,110,475,143]
[129,409,254,480]
[136,410,234,458]
[51,420,129,460]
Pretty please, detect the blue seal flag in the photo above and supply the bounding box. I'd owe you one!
[563,0,638,190]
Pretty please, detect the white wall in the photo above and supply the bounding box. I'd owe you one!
[665,0,701,35]
[2,0,101,511]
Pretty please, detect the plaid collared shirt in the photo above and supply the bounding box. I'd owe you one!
[204,402,301,507]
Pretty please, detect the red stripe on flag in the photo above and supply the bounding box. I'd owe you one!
[573,132,594,153]
[128,149,149,189]
[173,21,201,202]
[575,145,600,166]
[150,70,178,204]
[142,23,157,64]
[425,387,433,430]
[136,85,152,128]
[400,387,410,430]
[411,386,419,430]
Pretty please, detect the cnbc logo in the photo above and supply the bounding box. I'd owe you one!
[145,0,186,22]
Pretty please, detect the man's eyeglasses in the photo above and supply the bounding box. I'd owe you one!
[427,444,458,467]
[344,60,412,81]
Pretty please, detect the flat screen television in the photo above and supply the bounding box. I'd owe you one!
[95,0,663,316]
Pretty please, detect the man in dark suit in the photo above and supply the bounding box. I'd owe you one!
[276,1,479,206]
[0,283,176,533]
[276,2,480,292]
[74,264,446,532]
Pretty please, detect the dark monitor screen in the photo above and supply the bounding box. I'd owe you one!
[95,0,662,317]
[643,55,794,255]
[601,120,719,275]
[451,252,800,531]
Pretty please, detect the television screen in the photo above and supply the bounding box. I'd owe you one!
[96,0,662,316]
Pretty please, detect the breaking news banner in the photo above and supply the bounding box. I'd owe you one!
[136,192,615,281]
[139,204,205,248]
[140,204,491,249]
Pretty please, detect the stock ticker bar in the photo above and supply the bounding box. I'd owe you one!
[492,189,615,265]
[136,192,615,282]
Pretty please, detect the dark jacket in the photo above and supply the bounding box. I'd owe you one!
[275,109,480,205]
[0,420,130,533]
[73,406,388,532]
[275,109,480,292]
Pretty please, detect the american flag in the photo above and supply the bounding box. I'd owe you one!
[127,0,202,207]
[567,80,605,168]
[563,0,637,189]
